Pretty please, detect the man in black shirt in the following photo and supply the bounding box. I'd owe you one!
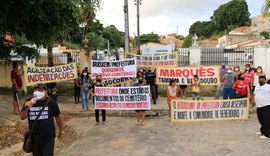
[145,67,157,104]
[20,84,64,156]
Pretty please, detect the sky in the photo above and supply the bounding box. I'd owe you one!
[96,0,265,36]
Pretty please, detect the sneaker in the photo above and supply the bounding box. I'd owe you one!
[214,97,219,99]
[136,121,140,125]
[259,135,269,139]
[197,98,200,100]
[141,122,145,125]
[193,98,195,100]
[256,132,262,135]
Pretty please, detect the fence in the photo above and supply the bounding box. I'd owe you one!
[178,48,254,66]
[200,48,254,66]
[36,52,80,67]
[178,48,190,66]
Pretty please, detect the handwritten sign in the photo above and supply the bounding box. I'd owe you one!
[94,86,151,110]
[157,66,220,85]
[171,98,249,122]
[24,63,77,86]
[125,52,177,67]
[91,58,136,79]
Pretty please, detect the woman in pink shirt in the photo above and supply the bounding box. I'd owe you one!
[243,64,255,88]
[243,64,255,108]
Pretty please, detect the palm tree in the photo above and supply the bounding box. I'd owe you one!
[262,0,270,16]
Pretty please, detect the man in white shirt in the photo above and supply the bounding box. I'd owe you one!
[254,75,270,139]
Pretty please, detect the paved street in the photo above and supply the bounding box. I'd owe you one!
[1,95,270,156]
[60,115,270,156]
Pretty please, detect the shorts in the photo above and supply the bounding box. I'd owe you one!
[12,85,22,101]
[179,85,187,89]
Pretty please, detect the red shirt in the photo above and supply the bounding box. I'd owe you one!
[11,69,23,88]
[234,80,248,96]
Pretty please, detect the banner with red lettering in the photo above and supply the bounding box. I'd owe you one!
[125,52,177,67]
[103,77,131,87]
[156,66,220,85]
[171,98,249,122]
[24,63,78,86]
[94,86,151,110]
[91,58,136,79]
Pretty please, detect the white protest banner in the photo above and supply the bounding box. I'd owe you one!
[24,63,77,86]
[94,86,151,110]
[171,98,249,122]
[157,66,220,85]
[91,58,136,79]
[125,52,177,67]
[103,77,131,87]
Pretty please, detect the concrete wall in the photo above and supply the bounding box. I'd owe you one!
[253,45,270,79]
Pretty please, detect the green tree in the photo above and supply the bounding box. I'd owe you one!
[140,32,160,45]
[87,32,106,51]
[0,0,101,65]
[103,25,125,49]
[262,0,270,16]
[211,0,250,31]
[182,35,192,48]
[260,31,270,39]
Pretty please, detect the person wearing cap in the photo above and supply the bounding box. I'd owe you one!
[10,61,24,115]
[223,67,235,99]
[20,83,64,156]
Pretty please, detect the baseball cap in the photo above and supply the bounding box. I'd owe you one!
[34,83,48,90]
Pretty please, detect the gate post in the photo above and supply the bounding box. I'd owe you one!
[189,47,201,66]
[254,44,270,78]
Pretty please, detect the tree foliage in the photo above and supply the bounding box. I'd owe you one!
[189,21,216,39]
[182,35,192,48]
[103,25,125,49]
[211,0,250,31]
[140,33,160,45]
[260,31,270,39]
[0,0,102,62]
[262,0,270,16]
[87,32,106,50]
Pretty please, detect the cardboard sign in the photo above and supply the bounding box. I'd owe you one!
[125,52,177,67]
[24,63,77,86]
[94,86,151,110]
[171,98,249,122]
[91,58,137,79]
[156,66,220,85]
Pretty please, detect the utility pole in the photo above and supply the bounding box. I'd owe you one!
[124,0,130,57]
[134,0,141,55]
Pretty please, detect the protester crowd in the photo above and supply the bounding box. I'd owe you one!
[7,60,270,155]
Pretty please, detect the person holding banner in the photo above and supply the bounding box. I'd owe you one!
[191,75,201,100]
[167,79,178,116]
[11,61,23,115]
[79,70,91,112]
[234,74,250,98]
[134,76,146,125]
[254,75,270,139]
[145,67,157,105]
[223,67,235,99]
[215,63,227,99]
[91,75,106,125]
